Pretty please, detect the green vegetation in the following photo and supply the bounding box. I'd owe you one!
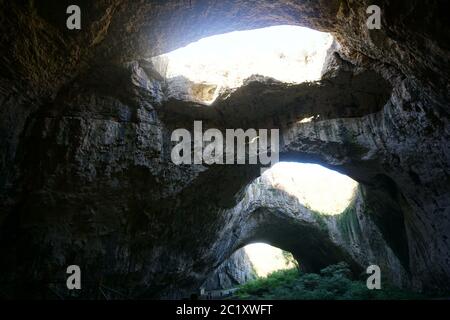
[234,262,428,300]
[336,200,361,242]
[282,250,299,270]
[310,210,329,231]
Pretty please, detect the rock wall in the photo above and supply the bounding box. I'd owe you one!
[201,249,256,292]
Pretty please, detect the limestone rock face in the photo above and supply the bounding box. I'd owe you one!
[164,76,218,104]
[201,249,256,291]
[0,1,449,298]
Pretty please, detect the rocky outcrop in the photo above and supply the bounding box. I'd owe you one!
[0,0,449,299]
[201,249,256,291]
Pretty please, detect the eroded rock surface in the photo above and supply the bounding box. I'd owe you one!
[201,249,256,292]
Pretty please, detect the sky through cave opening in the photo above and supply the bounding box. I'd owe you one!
[244,243,297,278]
[264,162,358,215]
[152,25,334,104]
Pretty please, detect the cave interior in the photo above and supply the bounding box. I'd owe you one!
[0,0,449,299]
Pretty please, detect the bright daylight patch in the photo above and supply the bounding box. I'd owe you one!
[263,162,358,215]
[152,25,333,103]
[244,243,296,277]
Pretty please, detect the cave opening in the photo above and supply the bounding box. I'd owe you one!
[151,25,334,104]
[240,162,359,277]
[200,162,360,297]
[200,243,298,299]
[264,162,358,215]
[244,242,298,278]
[158,23,365,297]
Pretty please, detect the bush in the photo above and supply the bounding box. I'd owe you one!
[320,262,352,278]
[234,262,429,300]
